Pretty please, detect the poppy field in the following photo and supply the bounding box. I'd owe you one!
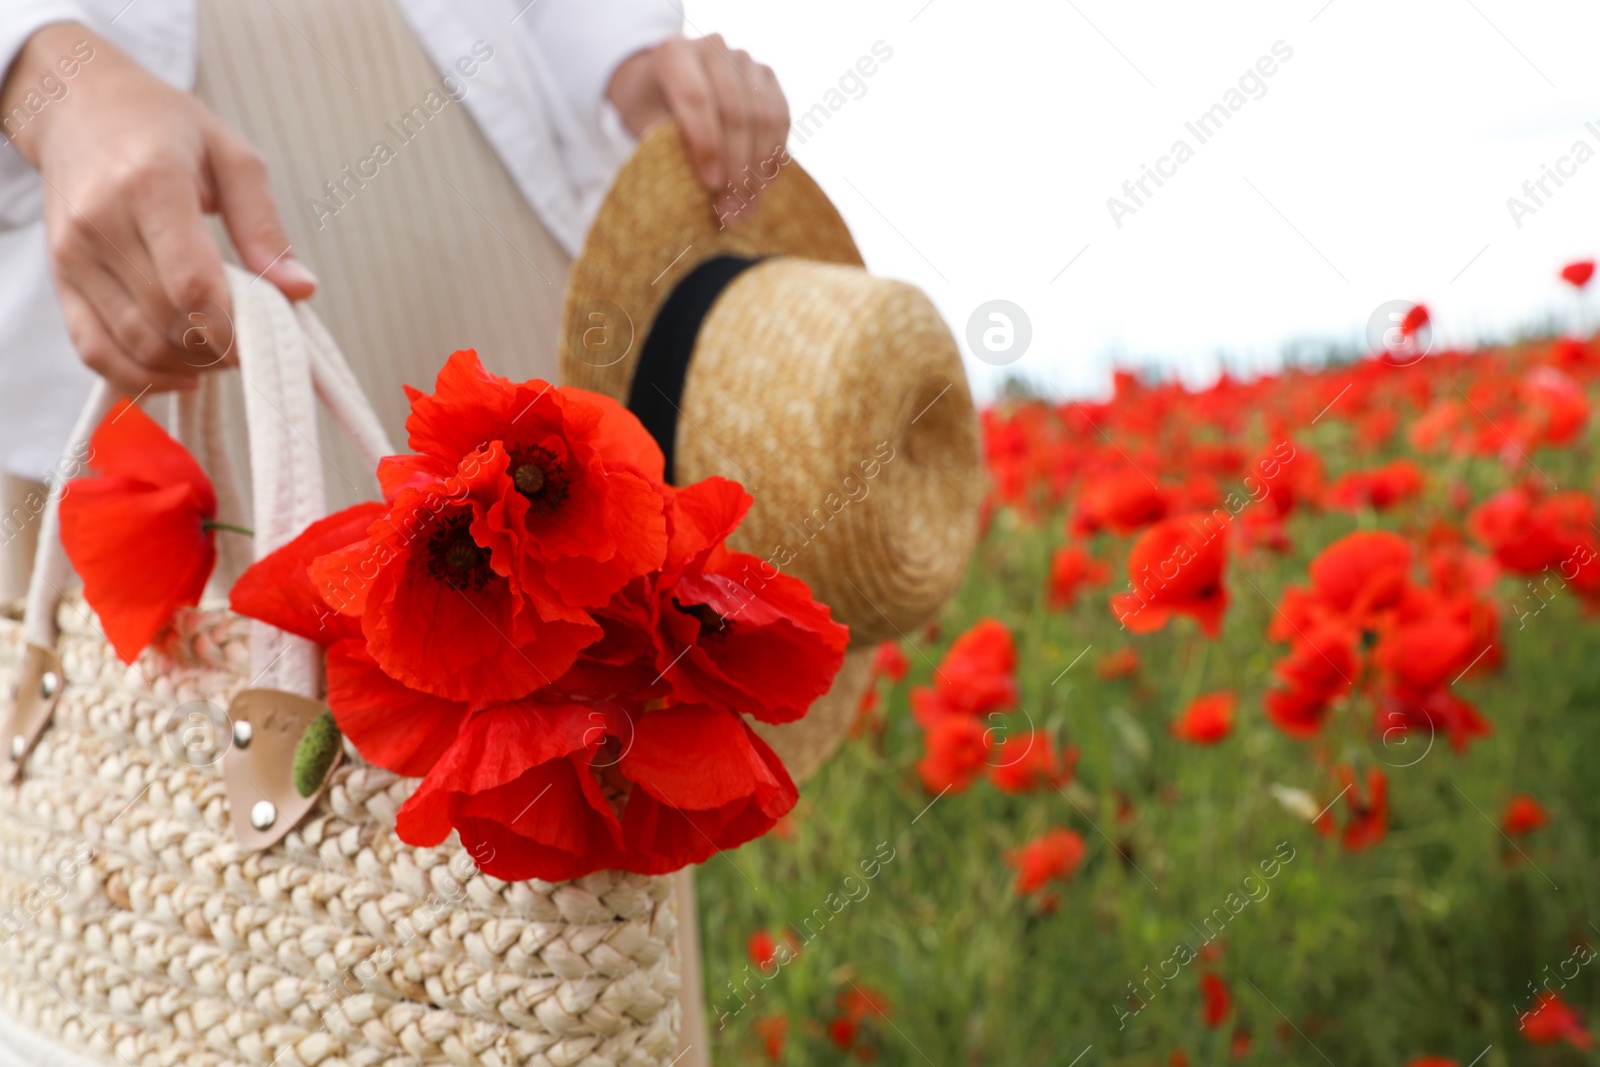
[698,266,1600,1066]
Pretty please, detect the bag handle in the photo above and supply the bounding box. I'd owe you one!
[21,265,395,694]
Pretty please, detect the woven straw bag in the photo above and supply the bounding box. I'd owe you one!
[0,268,683,1067]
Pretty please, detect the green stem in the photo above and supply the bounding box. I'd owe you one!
[204,520,255,537]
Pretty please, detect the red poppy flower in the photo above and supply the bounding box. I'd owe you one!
[1520,991,1592,1048]
[1399,303,1429,337]
[1337,765,1388,852]
[1356,404,1408,447]
[618,703,798,872]
[828,1016,860,1052]
[1264,621,1357,739]
[323,640,473,776]
[1324,460,1424,513]
[311,444,603,702]
[1068,475,1170,536]
[1252,439,1322,522]
[1560,259,1595,288]
[1097,647,1140,679]
[59,400,218,663]
[1410,400,1465,453]
[403,697,793,881]
[1469,488,1580,574]
[838,987,891,1022]
[850,686,883,739]
[1306,530,1413,622]
[1047,544,1109,610]
[1200,973,1232,1028]
[1549,337,1596,369]
[388,349,669,610]
[1502,794,1548,835]
[753,1015,788,1062]
[1402,1059,1459,1067]
[1006,828,1086,894]
[1171,691,1235,745]
[871,641,910,683]
[1425,543,1499,597]
[1375,611,1476,693]
[231,502,473,777]
[1109,514,1230,637]
[910,618,1018,725]
[916,715,992,794]
[990,730,1076,793]
[643,478,848,724]
[395,699,627,881]
[747,930,778,969]
[1377,687,1490,754]
[230,503,382,646]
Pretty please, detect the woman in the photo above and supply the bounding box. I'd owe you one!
[0,0,790,593]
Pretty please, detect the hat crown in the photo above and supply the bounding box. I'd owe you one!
[680,259,982,642]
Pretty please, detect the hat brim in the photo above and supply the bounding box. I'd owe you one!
[559,122,863,399]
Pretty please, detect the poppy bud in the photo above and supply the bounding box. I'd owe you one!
[293,711,342,797]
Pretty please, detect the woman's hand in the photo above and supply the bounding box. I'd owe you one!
[608,35,790,226]
[2,23,313,395]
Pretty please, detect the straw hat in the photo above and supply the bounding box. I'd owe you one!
[559,123,983,781]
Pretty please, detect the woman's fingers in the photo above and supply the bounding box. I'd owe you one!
[55,284,198,396]
[59,259,181,376]
[133,152,236,368]
[208,124,317,299]
[608,35,795,226]
[655,37,725,191]
[700,40,756,221]
[750,61,790,168]
[15,26,305,390]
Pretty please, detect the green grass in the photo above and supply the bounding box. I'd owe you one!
[697,417,1600,1067]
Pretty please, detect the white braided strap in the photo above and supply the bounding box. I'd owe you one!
[19,381,113,653]
[296,303,395,473]
[228,265,326,698]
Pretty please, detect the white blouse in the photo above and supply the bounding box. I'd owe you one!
[0,0,680,481]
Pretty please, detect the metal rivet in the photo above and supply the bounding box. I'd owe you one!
[39,671,58,700]
[232,721,253,749]
[249,800,277,831]
[8,735,23,761]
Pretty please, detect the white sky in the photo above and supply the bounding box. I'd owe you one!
[682,0,1600,400]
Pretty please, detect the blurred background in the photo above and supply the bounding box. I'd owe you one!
[686,0,1600,398]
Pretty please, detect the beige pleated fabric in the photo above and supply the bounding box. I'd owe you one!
[192,0,571,510]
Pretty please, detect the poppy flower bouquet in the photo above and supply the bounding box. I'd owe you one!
[63,350,849,882]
